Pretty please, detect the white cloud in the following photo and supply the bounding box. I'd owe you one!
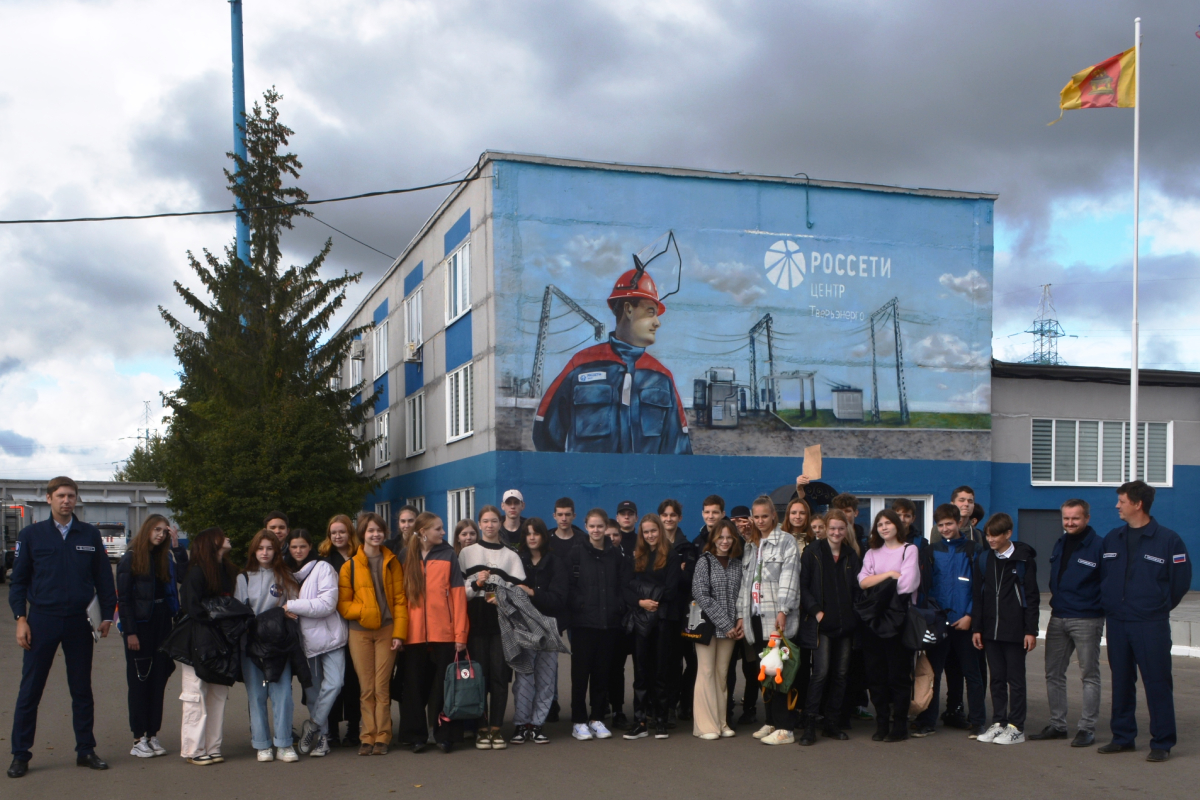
[949,382,990,412]
[912,332,990,369]
[690,259,767,306]
[939,269,990,303]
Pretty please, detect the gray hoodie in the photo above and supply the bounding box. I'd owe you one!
[235,570,288,616]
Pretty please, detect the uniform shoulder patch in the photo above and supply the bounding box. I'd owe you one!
[577,371,606,383]
[1174,553,1187,564]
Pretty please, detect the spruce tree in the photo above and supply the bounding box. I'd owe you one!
[159,89,373,552]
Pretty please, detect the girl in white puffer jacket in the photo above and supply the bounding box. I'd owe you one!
[284,531,349,757]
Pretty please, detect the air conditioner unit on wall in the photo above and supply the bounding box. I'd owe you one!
[404,341,422,363]
[350,340,365,360]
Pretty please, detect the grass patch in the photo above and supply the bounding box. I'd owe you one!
[773,409,991,430]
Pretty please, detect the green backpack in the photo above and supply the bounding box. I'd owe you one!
[441,651,486,721]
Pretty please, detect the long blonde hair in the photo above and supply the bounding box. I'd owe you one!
[318,513,360,558]
[633,513,670,572]
[404,511,442,607]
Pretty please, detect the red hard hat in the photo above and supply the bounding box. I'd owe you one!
[608,268,666,315]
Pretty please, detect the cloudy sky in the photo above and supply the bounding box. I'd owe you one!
[1,0,1198,479]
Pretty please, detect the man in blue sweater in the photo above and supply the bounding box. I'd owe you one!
[8,477,117,778]
[1029,499,1104,748]
[1097,481,1191,762]
[912,504,986,737]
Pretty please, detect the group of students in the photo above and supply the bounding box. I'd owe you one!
[6,475,1192,778]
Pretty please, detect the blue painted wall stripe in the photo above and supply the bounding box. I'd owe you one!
[404,261,424,297]
[404,362,424,397]
[373,374,389,414]
[445,312,472,372]
[373,298,389,325]
[444,210,471,254]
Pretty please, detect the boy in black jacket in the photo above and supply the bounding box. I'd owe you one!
[971,513,1039,745]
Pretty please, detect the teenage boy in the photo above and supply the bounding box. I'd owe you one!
[951,487,984,547]
[694,494,725,549]
[500,490,528,550]
[972,513,1039,745]
[8,477,117,778]
[614,500,638,553]
[1029,499,1104,747]
[912,504,986,737]
[264,511,289,544]
[831,494,866,553]
[729,506,752,540]
[549,497,586,562]
[891,499,927,552]
[1097,481,1191,762]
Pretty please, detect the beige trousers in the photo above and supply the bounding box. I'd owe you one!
[348,627,397,744]
[179,664,229,758]
[692,637,736,737]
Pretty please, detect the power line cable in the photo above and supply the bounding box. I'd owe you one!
[0,176,480,225]
[310,215,394,260]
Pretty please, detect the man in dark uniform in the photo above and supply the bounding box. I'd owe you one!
[533,268,691,455]
[8,476,117,778]
[1097,480,1191,762]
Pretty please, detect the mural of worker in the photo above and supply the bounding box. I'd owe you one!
[533,268,692,454]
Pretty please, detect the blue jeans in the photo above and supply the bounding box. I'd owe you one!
[306,649,346,736]
[242,657,294,750]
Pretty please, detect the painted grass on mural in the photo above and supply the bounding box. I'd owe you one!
[774,410,992,430]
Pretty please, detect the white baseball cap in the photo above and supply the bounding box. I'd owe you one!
[502,489,524,504]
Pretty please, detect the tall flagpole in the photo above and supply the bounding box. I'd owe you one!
[1130,16,1141,481]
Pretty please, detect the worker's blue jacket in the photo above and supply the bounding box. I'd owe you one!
[533,335,692,455]
[1047,526,1104,619]
[9,516,118,620]
[1100,518,1191,622]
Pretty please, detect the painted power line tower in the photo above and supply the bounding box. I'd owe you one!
[528,285,605,398]
[748,313,775,412]
[869,297,909,424]
[1020,284,1071,365]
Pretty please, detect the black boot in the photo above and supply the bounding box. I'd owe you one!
[822,719,849,740]
[871,706,889,742]
[797,714,818,746]
[885,703,910,742]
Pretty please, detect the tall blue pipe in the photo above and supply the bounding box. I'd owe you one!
[230,0,250,265]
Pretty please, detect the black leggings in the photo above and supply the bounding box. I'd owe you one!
[632,621,672,724]
[862,628,913,728]
[572,628,616,723]
[467,632,510,728]
[400,642,462,744]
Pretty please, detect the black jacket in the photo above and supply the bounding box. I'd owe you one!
[547,530,585,564]
[625,549,681,631]
[166,566,250,686]
[246,606,313,687]
[971,542,1040,643]
[799,539,861,647]
[670,534,699,616]
[324,548,351,575]
[115,544,187,635]
[567,540,631,630]
[521,550,569,632]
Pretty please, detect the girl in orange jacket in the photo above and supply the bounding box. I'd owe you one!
[338,512,408,755]
[399,512,468,752]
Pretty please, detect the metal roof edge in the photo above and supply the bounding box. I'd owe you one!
[991,359,1200,388]
[479,150,1000,201]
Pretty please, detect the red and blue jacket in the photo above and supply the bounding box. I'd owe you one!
[533,335,692,455]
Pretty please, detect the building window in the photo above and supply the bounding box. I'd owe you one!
[406,392,426,456]
[351,427,363,473]
[406,496,426,513]
[350,355,362,388]
[329,373,341,392]
[373,320,389,378]
[375,502,391,526]
[405,287,423,357]
[1031,418,1171,486]
[447,487,474,529]
[446,242,471,323]
[446,362,474,442]
[375,411,390,466]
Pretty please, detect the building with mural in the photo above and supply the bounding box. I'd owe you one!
[336,152,1198,587]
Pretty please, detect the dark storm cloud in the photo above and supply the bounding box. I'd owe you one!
[128,0,1200,324]
[0,429,39,458]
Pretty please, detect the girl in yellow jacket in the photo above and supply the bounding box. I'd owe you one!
[338,512,408,755]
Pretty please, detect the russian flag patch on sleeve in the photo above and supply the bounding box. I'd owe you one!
[1174,553,1187,564]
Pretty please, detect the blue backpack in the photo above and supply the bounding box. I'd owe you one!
[441,650,486,721]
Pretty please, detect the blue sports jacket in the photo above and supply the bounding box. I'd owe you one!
[920,534,977,624]
[1100,518,1191,622]
[1047,526,1104,619]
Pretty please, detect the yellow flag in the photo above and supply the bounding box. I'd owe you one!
[1049,47,1136,125]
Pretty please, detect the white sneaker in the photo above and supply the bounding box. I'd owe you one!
[297,719,319,755]
[130,738,156,758]
[572,723,594,741]
[976,723,1005,743]
[993,725,1025,745]
[588,720,612,739]
[257,748,275,762]
[148,736,168,756]
[761,729,795,745]
[310,734,330,757]
[276,746,299,762]
[720,726,736,738]
[699,733,719,740]
[752,724,776,740]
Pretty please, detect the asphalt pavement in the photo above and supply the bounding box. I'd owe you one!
[1,584,1196,799]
